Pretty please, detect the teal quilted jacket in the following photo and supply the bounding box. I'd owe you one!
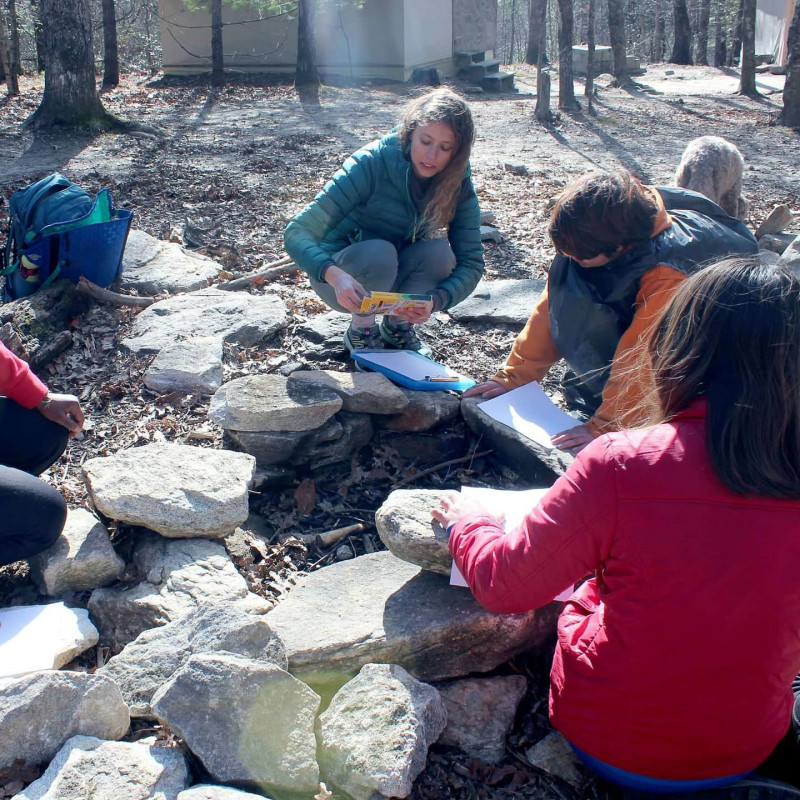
[284,132,484,309]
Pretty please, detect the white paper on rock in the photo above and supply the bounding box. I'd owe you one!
[449,487,574,602]
[477,381,578,448]
[0,602,96,677]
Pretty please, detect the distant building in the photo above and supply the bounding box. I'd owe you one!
[158,0,497,82]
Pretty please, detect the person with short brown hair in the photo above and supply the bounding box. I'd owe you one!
[465,169,758,452]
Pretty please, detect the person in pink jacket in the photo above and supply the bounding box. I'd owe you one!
[0,341,84,567]
[434,259,800,792]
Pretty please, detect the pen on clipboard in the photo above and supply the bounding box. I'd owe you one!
[425,375,460,382]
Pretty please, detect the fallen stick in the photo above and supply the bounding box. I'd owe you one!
[315,522,370,549]
[392,449,494,489]
[217,257,298,291]
[30,329,73,369]
[77,277,155,308]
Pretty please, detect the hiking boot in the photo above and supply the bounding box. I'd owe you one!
[344,324,383,353]
[379,319,432,357]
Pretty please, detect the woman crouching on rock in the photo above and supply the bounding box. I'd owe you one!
[284,87,483,359]
[434,258,800,792]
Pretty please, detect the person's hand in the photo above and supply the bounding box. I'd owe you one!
[36,393,85,438]
[392,300,433,324]
[324,265,367,313]
[550,422,594,453]
[462,380,507,399]
[431,492,503,529]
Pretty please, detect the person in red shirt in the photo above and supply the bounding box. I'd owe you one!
[435,259,800,791]
[0,341,84,567]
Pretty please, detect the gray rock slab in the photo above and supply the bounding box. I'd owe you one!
[448,279,546,326]
[178,787,272,800]
[265,551,560,689]
[759,233,796,254]
[16,735,189,800]
[122,288,288,356]
[99,603,287,718]
[209,375,342,432]
[759,247,782,264]
[317,663,446,800]
[375,425,467,465]
[289,369,410,414]
[480,225,503,243]
[144,337,224,395]
[0,672,129,770]
[29,508,124,596]
[89,533,270,650]
[461,395,573,483]
[526,731,590,789]
[380,388,461,432]
[83,443,255,539]
[307,411,373,469]
[375,489,451,574]
[436,675,528,763]
[121,241,220,295]
[296,310,351,343]
[151,653,320,794]
[121,228,165,272]
[755,204,794,237]
[778,234,800,269]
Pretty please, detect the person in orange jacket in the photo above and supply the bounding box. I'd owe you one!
[464,170,758,452]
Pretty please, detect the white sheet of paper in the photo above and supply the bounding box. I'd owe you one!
[450,487,574,602]
[478,381,578,449]
[0,602,86,677]
[355,350,460,381]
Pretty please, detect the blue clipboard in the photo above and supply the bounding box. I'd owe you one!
[351,349,476,392]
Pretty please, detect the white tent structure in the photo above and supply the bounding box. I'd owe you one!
[756,0,793,66]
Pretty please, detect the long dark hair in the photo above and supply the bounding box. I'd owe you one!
[647,258,800,498]
[399,87,475,233]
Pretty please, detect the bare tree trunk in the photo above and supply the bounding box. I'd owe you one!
[535,0,553,122]
[557,0,577,108]
[0,7,18,95]
[732,0,744,66]
[510,0,517,61]
[210,0,224,86]
[695,0,711,64]
[7,0,21,76]
[607,0,628,83]
[296,0,319,88]
[27,0,113,128]
[714,9,726,66]
[779,0,800,125]
[738,0,758,94]
[670,0,693,63]
[30,0,44,72]
[525,0,548,64]
[585,0,595,108]
[101,0,119,88]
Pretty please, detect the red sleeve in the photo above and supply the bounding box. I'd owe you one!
[449,437,618,614]
[0,342,48,408]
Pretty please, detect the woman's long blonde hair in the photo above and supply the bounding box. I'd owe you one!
[399,87,475,234]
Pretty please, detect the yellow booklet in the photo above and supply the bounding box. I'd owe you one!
[359,291,432,315]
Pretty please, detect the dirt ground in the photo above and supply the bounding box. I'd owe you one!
[0,63,799,799]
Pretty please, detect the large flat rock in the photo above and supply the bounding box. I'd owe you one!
[143,337,224,395]
[265,551,560,689]
[121,288,288,356]
[83,443,256,539]
[448,278,546,326]
[289,369,410,414]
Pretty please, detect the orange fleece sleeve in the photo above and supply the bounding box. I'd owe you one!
[586,265,687,437]
[491,283,561,389]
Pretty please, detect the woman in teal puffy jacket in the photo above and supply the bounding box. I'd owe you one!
[284,87,484,358]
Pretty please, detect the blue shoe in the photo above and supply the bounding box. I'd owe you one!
[344,324,383,354]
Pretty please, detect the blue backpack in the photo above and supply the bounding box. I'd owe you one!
[1,173,133,302]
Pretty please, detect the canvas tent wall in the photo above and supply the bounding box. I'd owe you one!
[756,0,793,65]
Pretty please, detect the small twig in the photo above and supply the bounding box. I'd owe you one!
[29,330,73,369]
[77,277,154,307]
[391,449,493,489]
[315,522,370,549]
[217,257,297,290]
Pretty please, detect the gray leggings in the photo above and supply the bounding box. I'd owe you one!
[309,239,456,313]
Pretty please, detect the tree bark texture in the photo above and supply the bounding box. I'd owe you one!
[732,0,744,66]
[210,0,223,86]
[536,68,553,122]
[7,0,21,75]
[606,0,628,82]
[714,13,726,66]
[525,0,548,64]
[557,0,577,109]
[101,0,119,88]
[30,0,44,71]
[780,0,800,125]
[0,8,18,95]
[695,0,711,64]
[295,0,319,87]
[28,0,108,127]
[584,0,595,106]
[738,0,758,95]
[670,0,693,62]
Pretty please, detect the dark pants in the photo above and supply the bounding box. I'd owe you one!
[0,398,68,567]
[309,238,456,314]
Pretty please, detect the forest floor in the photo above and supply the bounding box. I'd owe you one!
[0,62,798,799]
